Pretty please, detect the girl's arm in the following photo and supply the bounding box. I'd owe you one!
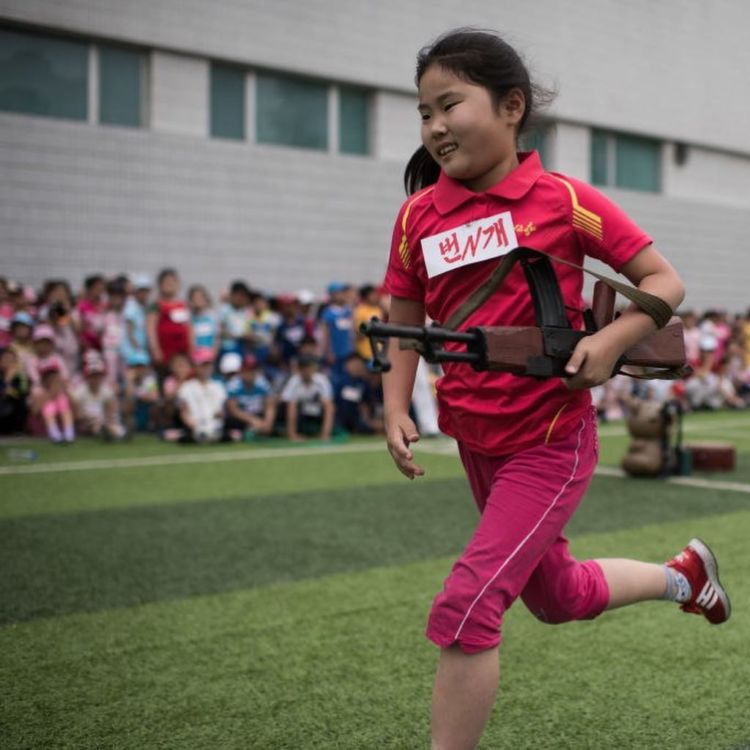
[145,311,162,365]
[565,245,685,389]
[383,296,426,479]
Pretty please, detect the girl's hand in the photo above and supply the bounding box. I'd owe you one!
[385,413,425,479]
[564,332,621,390]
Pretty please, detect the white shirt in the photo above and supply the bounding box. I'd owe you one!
[178,378,226,426]
[281,372,332,417]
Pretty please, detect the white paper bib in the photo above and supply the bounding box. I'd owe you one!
[421,211,518,278]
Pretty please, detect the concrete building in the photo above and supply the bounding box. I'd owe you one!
[1,0,749,310]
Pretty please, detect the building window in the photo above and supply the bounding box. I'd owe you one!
[210,63,245,140]
[338,86,369,155]
[0,27,88,121]
[591,129,661,192]
[99,44,143,127]
[256,71,328,151]
[520,123,550,167]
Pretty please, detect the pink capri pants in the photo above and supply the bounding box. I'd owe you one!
[427,408,610,654]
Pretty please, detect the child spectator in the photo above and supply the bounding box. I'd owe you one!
[9,312,36,372]
[274,294,313,366]
[46,290,79,377]
[353,285,383,361]
[122,352,159,433]
[0,348,30,434]
[25,324,69,385]
[70,351,126,439]
[76,274,106,350]
[146,268,191,377]
[31,360,75,443]
[159,352,193,436]
[680,310,701,370]
[248,290,278,364]
[102,279,127,391]
[225,354,276,440]
[122,274,152,368]
[319,282,354,375]
[333,353,381,434]
[0,278,13,348]
[219,280,253,357]
[189,284,220,361]
[280,353,334,441]
[176,350,226,443]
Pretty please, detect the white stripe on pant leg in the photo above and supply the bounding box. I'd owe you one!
[453,418,587,642]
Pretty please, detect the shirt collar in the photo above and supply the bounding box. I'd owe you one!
[432,151,544,215]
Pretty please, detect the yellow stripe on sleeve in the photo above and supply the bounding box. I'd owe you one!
[397,187,435,270]
[553,176,604,241]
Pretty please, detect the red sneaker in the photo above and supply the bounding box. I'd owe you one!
[666,538,731,624]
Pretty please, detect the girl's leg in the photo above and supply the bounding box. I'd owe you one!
[596,559,666,609]
[432,645,498,750]
[41,399,63,442]
[58,395,75,442]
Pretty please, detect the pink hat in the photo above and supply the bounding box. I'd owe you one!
[193,348,215,365]
[32,324,55,342]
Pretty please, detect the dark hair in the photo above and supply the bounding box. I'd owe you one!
[229,280,252,297]
[188,284,212,305]
[359,284,376,299]
[84,274,105,291]
[106,279,126,297]
[157,268,178,285]
[404,28,551,195]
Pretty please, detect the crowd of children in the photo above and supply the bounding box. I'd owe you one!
[592,308,750,420]
[1,272,749,444]
[0,272,391,444]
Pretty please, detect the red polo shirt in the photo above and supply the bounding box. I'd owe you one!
[383,151,651,456]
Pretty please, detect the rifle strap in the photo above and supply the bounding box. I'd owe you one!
[442,247,674,332]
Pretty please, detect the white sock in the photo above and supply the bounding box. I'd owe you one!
[662,565,692,603]
[47,422,63,442]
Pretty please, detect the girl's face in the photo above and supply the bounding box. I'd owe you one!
[418,65,524,192]
[160,274,179,299]
[191,289,209,310]
[170,355,192,380]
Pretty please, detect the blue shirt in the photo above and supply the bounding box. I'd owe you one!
[121,297,149,365]
[192,310,218,350]
[321,305,354,360]
[226,373,272,416]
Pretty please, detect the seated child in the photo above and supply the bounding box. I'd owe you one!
[70,351,126,439]
[159,352,193,436]
[31,360,75,443]
[280,353,334,441]
[333,353,382,434]
[225,354,276,439]
[0,347,30,435]
[176,349,226,442]
[122,352,160,432]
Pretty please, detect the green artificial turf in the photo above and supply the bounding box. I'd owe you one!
[1,409,749,748]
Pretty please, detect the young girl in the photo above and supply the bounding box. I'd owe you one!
[188,284,220,361]
[382,29,730,750]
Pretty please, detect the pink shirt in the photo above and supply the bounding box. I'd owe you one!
[384,152,651,456]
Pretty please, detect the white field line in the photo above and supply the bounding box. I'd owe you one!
[591,465,750,494]
[0,442,387,477]
[597,416,750,438]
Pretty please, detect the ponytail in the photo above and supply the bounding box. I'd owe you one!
[404,145,441,195]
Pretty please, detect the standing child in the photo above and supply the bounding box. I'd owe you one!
[102,279,127,391]
[189,284,220,362]
[381,29,729,750]
[146,268,192,380]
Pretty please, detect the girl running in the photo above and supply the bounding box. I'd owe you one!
[381,28,731,750]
